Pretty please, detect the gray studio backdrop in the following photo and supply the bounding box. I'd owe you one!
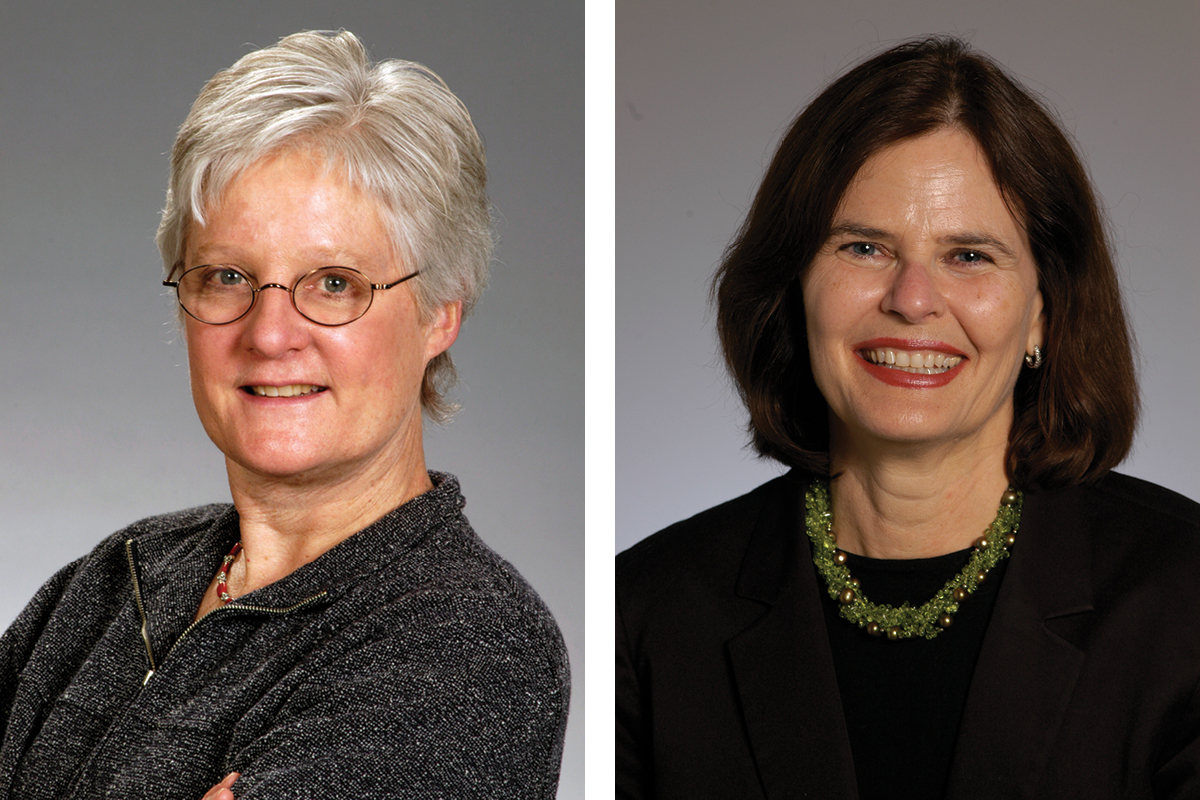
[0,1,583,796]
[618,0,1200,552]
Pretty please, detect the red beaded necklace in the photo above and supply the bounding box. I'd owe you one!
[215,542,242,604]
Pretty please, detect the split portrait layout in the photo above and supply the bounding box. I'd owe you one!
[1,1,1199,799]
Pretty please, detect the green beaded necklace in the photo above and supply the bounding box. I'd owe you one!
[804,480,1023,640]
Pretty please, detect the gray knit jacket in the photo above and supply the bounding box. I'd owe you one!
[0,473,569,799]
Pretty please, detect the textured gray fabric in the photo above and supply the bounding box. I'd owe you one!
[0,472,568,799]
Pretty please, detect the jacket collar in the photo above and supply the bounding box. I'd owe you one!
[727,471,859,799]
[946,484,1093,795]
[131,472,468,658]
[725,472,1094,799]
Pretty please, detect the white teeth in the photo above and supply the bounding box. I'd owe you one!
[863,349,962,374]
[250,384,321,397]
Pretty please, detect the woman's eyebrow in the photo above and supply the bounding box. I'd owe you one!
[188,245,243,265]
[938,232,1017,259]
[827,223,891,240]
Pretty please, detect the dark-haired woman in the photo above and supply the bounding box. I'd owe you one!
[617,37,1200,799]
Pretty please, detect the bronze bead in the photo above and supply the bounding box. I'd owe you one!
[838,588,857,605]
[833,550,848,565]
[886,626,902,640]
[974,536,989,550]
[953,586,969,602]
[937,613,954,628]
[975,570,988,584]
[866,622,882,637]
[1001,490,1019,507]
[849,577,861,588]
[1005,533,1016,547]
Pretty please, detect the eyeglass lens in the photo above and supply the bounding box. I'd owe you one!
[176,266,375,326]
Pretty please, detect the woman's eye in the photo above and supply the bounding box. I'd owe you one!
[319,275,348,293]
[846,242,879,257]
[952,250,991,265]
[211,268,247,286]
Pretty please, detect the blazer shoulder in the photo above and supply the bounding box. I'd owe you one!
[1091,471,1200,531]
[1042,472,1200,588]
[617,471,807,590]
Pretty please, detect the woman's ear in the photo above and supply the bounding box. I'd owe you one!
[1027,289,1045,354]
[423,300,462,364]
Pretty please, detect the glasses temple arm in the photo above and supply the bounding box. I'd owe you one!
[372,270,421,290]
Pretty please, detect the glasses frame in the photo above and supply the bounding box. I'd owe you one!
[163,265,421,327]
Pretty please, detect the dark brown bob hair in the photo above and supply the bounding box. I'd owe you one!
[713,36,1137,489]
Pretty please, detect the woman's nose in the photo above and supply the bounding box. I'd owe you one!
[240,284,311,355]
[881,259,945,323]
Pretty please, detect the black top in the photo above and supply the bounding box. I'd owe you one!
[823,549,1008,799]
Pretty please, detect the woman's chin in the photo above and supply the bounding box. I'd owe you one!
[831,404,1014,458]
[220,441,345,484]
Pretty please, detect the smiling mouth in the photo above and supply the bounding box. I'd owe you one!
[861,348,964,374]
[243,384,327,398]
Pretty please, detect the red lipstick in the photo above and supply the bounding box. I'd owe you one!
[853,338,966,389]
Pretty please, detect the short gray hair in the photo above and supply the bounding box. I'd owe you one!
[157,30,492,421]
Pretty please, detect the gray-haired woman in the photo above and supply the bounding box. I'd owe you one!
[0,30,568,800]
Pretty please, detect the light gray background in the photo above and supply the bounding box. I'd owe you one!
[617,1,1200,552]
[0,1,583,796]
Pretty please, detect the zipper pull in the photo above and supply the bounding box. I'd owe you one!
[143,669,155,685]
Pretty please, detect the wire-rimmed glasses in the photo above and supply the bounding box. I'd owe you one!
[163,265,420,327]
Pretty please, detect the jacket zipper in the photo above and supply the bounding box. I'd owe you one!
[124,539,328,683]
[124,539,157,684]
[160,594,329,665]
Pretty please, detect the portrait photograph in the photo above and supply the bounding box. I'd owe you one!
[617,1,1200,796]
[0,1,582,797]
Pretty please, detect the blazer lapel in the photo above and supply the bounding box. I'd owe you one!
[726,473,859,800]
[947,488,1093,797]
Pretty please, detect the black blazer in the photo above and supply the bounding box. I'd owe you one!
[617,470,1200,799]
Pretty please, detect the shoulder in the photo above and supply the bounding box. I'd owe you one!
[0,504,233,676]
[78,504,234,560]
[441,536,570,684]
[1086,471,1200,566]
[380,480,567,662]
[29,504,233,593]
[617,471,809,617]
[1032,471,1200,545]
[120,504,233,537]
[336,485,570,706]
[1028,472,1200,593]
[618,472,804,576]
[1087,471,1200,530]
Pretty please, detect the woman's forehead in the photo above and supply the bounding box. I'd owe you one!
[834,130,1027,243]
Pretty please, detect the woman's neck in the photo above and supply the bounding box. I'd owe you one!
[192,447,432,621]
[826,432,1012,560]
